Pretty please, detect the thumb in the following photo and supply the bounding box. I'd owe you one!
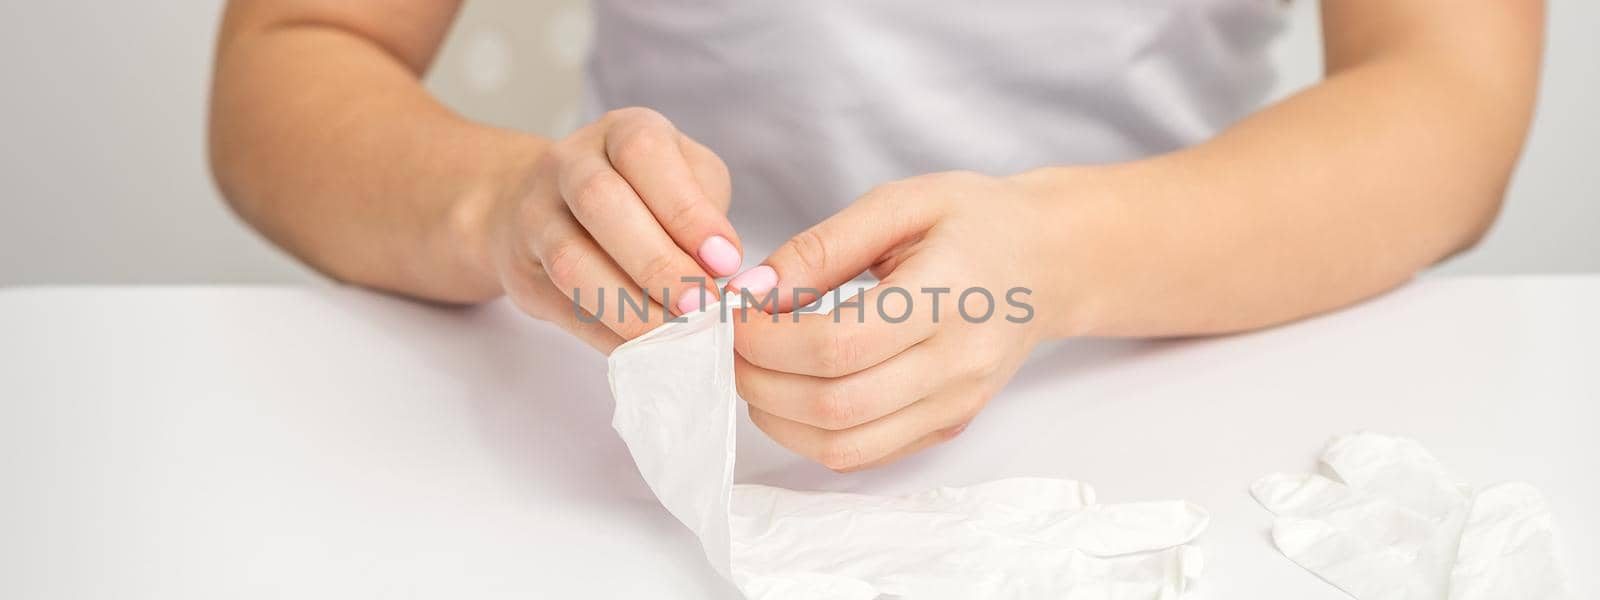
[728,187,940,313]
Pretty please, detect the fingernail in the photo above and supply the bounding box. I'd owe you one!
[675,287,708,315]
[698,235,742,277]
[727,265,777,298]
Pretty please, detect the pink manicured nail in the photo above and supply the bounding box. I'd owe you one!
[698,235,742,277]
[727,265,777,297]
[676,288,708,314]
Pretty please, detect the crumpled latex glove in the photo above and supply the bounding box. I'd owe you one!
[730,479,1207,599]
[1251,432,1571,600]
[610,294,1208,599]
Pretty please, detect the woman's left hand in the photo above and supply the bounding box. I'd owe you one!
[724,170,1080,471]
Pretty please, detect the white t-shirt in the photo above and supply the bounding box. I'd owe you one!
[582,0,1288,257]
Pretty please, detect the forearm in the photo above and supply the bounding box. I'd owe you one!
[209,9,540,303]
[1027,6,1541,338]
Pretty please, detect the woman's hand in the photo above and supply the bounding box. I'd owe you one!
[727,171,1077,471]
[481,107,743,353]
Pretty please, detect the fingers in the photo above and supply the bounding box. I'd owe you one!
[555,151,712,316]
[547,108,738,317]
[532,209,667,340]
[601,108,743,277]
[734,181,943,312]
[843,426,963,472]
[734,341,943,430]
[493,203,627,351]
[731,284,938,377]
[501,256,626,353]
[678,134,733,214]
[497,107,738,347]
[747,390,980,472]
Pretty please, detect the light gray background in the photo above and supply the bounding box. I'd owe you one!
[1,2,1594,286]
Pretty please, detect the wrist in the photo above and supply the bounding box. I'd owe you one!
[1007,164,1133,340]
[452,132,551,297]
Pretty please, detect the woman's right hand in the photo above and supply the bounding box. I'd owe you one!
[480,107,741,353]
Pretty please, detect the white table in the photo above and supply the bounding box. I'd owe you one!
[1,276,1595,598]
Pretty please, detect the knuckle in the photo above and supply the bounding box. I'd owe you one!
[784,228,832,279]
[817,439,865,472]
[747,405,769,428]
[604,106,665,126]
[700,151,730,183]
[747,407,783,440]
[942,420,972,441]
[812,329,860,377]
[866,179,911,203]
[733,369,757,402]
[957,392,990,421]
[635,252,680,287]
[811,385,858,430]
[570,171,625,216]
[611,128,668,170]
[658,196,704,237]
[961,353,1001,381]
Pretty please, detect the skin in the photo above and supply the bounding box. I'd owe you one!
[211,1,1544,471]
[211,0,740,351]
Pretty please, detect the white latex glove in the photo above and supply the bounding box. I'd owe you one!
[1251,432,1571,600]
[731,479,1207,600]
[610,295,1208,599]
